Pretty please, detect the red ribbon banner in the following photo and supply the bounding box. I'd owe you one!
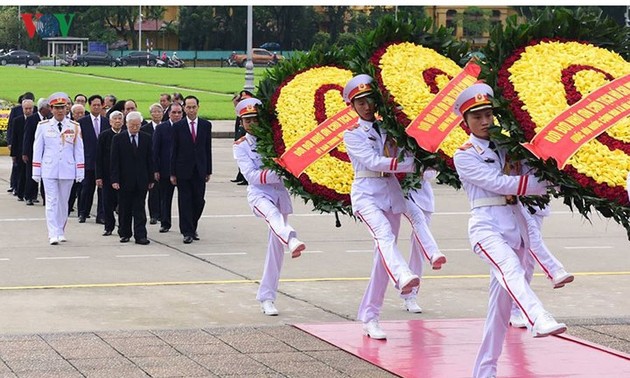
[522,73,630,169]
[405,62,481,153]
[276,106,358,177]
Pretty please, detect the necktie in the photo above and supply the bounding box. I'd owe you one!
[57,122,62,132]
[488,141,498,155]
[372,120,381,135]
[190,121,196,142]
[131,134,137,149]
[94,117,100,136]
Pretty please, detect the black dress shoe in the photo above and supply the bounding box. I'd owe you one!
[135,238,150,245]
[33,199,40,203]
[6,188,13,192]
[230,179,242,183]
[95,218,105,224]
[120,237,130,243]
[237,181,248,185]
[193,232,200,241]
[159,227,170,233]
[86,214,91,218]
[78,216,86,223]
[150,218,158,225]
[102,230,112,236]
[183,236,193,244]
[17,197,24,201]
[26,199,34,206]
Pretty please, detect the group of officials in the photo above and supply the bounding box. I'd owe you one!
[6,91,212,245]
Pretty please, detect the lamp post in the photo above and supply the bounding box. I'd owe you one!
[138,6,143,51]
[244,5,255,92]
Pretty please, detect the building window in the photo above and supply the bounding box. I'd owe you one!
[446,9,457,35]
[491,10,501,29]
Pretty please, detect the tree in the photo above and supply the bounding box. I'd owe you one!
[0,6,27,50]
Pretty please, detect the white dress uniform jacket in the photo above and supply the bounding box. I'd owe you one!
[453,134,548,249]
[344,118,415,214]
[233,133,292,214]
[233,133,295,302]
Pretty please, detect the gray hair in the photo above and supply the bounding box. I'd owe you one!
[37,98,48,109]
[126,111,143,123]
[21,99,34,107]
[71,104,85,113]
[109,110,123,120]
[149,103,163,112]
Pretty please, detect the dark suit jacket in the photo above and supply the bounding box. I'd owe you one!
[79,114,111,171]
[170,118,212,180]
[22,112,43,159]
[9,115,27,157]
[152,120,173,178]
[140,121,159,137]
[6,105,23,145]
[95,129,118,182]
[110,131,154,191]
[162,104,172,122]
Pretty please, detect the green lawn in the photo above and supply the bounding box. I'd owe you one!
[0,66,267,119]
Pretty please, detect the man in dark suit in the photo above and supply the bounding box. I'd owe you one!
[170,95,212,244]
[110,111,154,245]
[22,98,50,205]
[9,99,35,201]
[152,103,183,233]
[159,93,172,122]
[96,111,124,236]
[7,92,35,194]
[141,103,163,225]
[78,95,110,223]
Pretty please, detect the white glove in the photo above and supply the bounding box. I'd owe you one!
[32,175,41,183]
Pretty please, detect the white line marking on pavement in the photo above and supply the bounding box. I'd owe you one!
[346,250,373,253]
[564,246,613,250]
[195,252,247,256]
[0,258,10,261]
[36,256,90,260]
[115,254,170,258]
[303,250,324,254]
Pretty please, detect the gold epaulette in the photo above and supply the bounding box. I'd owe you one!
[458,142,473,151]
[234,136,247,145]
[347,123,360,130]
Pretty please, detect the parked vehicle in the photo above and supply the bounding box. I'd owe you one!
[228,48,284,67]
[119,51,159,66]
[0,50,41,66]
[73,51,120,67]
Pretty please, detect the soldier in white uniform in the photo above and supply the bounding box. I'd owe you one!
[452,83,566,378]
[232,97,305,316]
[400,170,447,313]
[343,74,419,340]
[32,92,84,245]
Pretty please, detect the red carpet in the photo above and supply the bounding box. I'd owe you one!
[295,319,630,378]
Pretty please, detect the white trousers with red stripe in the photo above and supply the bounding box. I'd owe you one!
[472,235,547,378]
[356,205,410,323]
[252,198,294,302]
[401,206,441,299]
[43,178,73,240]
[511,213,564,318]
